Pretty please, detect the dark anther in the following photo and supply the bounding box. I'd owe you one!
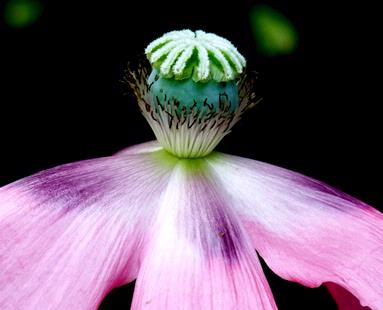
[160,88,163,93]
[144,100,151,112]
[224,116,235,132]
[155,96,164,110]
[219,92,228,100]
[150,111,160,124]
[217,119,226,128]
[158,100,165,110]
[200,123,208,131]
[203,98,213,110]
[148,81,154,91]
[164,94,167,101]
[187,117,197,129]
[205,112,216,122]
[218,95,226,110]
[165,111,174,129]
[180,115,187,126]
[154,74,159,81]
[174,107,181,121]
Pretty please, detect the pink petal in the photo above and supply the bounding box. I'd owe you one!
[114,140,162,156]
[131,161,277,309]
[326,282,372,310]
[208,154,383,309]
[0,149,173,309]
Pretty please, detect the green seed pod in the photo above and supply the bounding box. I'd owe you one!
[147,69,239,115]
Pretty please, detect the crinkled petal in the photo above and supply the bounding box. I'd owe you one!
[208,154,383,309]
[0,149,174,309]
[131,160,277,310]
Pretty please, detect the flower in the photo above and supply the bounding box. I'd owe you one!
[0,29,382,309]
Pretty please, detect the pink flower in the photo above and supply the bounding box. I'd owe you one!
[1,30,382,309]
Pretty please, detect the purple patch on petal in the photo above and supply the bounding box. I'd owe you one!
[0,150,174,310]
[206,199,242,263]
[208,154,383,309]
[10,154,165,213]
[18,159,117,211]
[184,173,244,263]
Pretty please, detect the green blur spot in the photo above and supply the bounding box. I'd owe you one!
[4,0,43,28]
[250,5,298,56]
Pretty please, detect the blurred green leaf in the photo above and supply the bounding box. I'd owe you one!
[250,5,298,56]
[4,0,43,28]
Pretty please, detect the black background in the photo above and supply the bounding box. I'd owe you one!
[0,0,381,309]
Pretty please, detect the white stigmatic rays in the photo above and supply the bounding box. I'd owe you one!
[145,30,246,83]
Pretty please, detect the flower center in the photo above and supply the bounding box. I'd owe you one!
[125,30,257,158]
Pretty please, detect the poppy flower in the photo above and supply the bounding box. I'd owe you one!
[1,30,382,309]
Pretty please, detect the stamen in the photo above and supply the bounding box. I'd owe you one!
[124,61,257,158]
